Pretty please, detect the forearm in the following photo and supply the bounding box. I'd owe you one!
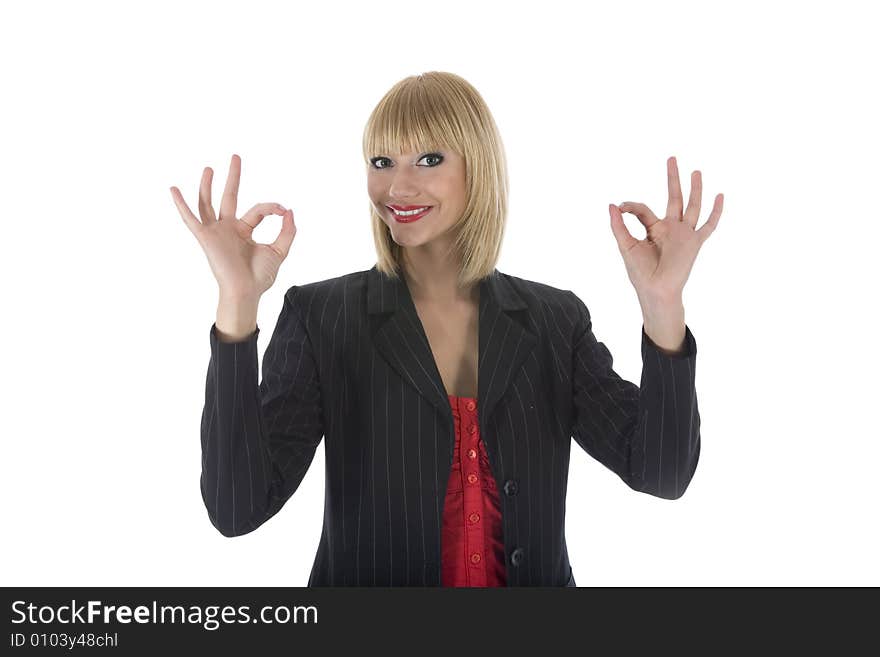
[629,323,701,498]
[202,328,276,536]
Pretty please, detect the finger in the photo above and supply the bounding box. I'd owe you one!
[170,186,202,235]
[683,169,702,228]
[609,204,638,253]
[665,156,683,220]
[219,153,241,222]
[696,193,724,244]
[199,167,217,222]
[618,201,660,229]
[239,202,288,234]
[270,209,297,259]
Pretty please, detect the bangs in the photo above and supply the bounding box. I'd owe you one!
[362,81,463,159]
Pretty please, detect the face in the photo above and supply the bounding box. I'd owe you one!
[367,147,467,252]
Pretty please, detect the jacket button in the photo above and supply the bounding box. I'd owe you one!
[467,448,477,460]
[503,479,518,496]
[467,473,479,484]
[510,547,525,567]
[466,400,476,412]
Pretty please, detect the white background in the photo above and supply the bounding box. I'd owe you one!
[1,0,876,586]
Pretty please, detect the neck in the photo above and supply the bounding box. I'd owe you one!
[401,247,477,306]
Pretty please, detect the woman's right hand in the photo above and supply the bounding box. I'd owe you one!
[171,153,297,300]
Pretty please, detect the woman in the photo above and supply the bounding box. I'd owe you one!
[170,71,723,587]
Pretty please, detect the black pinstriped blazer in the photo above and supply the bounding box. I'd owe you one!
[200,264,700,587]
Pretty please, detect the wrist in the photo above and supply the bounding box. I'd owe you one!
[216,295,260,342]
[639,294,686,355]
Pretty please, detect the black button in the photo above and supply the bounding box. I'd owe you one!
[510,547,525,567]
[503,479,518,496]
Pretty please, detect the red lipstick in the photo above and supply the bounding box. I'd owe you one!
[387,205,433,223]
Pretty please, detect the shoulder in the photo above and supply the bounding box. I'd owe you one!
[501,271,573,303]
[498,271,587,328]
[282,267,370,313]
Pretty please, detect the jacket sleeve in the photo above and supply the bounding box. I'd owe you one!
[568,291,700,500]
[200,286,325,536]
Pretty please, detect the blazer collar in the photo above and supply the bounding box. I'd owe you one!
[367,263,528,313]
[366,264,537,430]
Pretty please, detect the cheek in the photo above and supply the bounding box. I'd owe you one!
[368,190,386,214]
[366,178,384,199]
[439,175,465,201]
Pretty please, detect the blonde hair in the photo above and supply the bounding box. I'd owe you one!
[362,71,509,290]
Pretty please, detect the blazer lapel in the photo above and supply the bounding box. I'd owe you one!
[367,264,537,428]
[474,268,538,431]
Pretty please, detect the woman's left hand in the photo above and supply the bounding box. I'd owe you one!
[609,156,723,301]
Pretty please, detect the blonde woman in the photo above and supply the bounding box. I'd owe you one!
[171,71,723,587]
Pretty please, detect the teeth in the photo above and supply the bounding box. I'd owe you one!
[391,206,430,217]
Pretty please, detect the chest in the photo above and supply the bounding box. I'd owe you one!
[413,300,479,398]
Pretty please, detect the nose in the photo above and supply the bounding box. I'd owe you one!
[387,166,421,201]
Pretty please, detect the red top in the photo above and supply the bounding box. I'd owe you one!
[441,394,507,587]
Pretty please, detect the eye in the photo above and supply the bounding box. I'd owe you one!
[369,153,444,169]
[419,153,444,166]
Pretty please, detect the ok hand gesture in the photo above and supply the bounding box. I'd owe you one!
[171,154,296,300]
[609,156,723,302]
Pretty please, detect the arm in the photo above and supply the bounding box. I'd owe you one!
[568,291,700,500]
[200,286,325,536]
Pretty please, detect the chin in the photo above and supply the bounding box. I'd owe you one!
[389,232,427,248]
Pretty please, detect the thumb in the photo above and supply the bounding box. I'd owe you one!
[609,204,637,253]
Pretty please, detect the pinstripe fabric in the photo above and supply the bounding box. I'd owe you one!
[200,264,700,587]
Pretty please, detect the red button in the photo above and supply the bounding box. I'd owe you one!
[468,512,480,523]
[470,553,482,564]
[467,448,477,459]
[467,473,478,484]
[466,400,476,411]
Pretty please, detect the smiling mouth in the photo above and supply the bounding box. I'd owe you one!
[388,206,433,223]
